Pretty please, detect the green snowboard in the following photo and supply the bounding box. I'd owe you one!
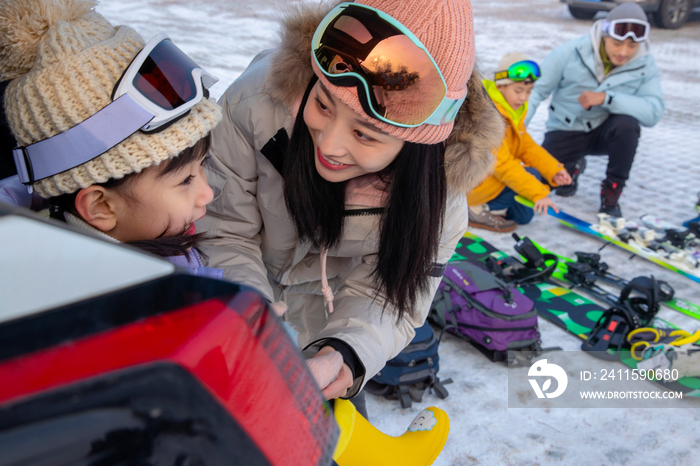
[451,231,700,396]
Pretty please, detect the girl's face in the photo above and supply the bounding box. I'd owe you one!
[303,81,404,183]
[112,156,214,242]
[603,37,640,67]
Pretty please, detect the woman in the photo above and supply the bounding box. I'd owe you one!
[198,0,504,401]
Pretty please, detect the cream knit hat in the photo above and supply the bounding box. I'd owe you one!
[0,0,221,198]
[311,0,476,145]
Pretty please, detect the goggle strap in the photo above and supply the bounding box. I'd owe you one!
[423,93,466,126]
[494,70,509,81]
[13,94,154,185]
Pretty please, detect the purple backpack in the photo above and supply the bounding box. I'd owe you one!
[430,261,540,362]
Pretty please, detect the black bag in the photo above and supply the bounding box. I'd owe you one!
[365,321,451,409]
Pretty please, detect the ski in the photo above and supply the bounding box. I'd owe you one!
[451,232,700,396]
[514,196,700,285]
[525,238,700,321]
[639,214,700,251]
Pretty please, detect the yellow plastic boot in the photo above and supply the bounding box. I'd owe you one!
[332,398,449,466]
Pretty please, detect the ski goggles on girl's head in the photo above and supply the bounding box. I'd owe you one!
[113,32,219,132]
[311,2,465,128]
[603,19,650,42]
[13,33,218,188]
[494,60,541,83]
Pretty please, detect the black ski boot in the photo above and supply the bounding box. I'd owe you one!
[555,157,586,197]
[600,178,624,217]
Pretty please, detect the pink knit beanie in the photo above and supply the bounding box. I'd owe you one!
[311,0,475,145]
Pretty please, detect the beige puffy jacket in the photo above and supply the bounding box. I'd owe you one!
[197,2,504,397]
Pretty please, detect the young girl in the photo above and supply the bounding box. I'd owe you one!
[1,2,452,464]
[0,0,221,273]
[198,0,505,401]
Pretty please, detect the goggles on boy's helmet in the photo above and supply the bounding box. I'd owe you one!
[12,33,218,188]
[311,2,465,128]
[494,60,541,84]
[603,18,650,42]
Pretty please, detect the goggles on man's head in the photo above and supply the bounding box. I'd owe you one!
[494,60,541,83]
[603,19,650,42]
[311,2,465,128]
[13,33,218,188]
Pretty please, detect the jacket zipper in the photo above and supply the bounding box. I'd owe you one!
[343,207,384,217]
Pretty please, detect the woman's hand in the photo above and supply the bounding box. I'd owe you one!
[321,363,353,400]
[308,346,354,400]
[552,169,572,186]
[533,196,559,215]
[269,301,288,316]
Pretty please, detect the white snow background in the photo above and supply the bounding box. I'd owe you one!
[97,0,700,464]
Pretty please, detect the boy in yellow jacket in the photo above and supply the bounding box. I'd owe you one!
[468,53,572,232]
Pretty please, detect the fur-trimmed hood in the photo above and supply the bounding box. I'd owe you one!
[264,0,503,194]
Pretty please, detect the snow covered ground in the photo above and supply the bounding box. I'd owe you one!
[97,0,700,464]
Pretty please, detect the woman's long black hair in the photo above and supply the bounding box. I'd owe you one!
[284,77,447,322]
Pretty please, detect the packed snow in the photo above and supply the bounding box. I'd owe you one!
[97,0,700,464]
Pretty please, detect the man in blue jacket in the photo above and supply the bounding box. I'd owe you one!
[526,3,664,217]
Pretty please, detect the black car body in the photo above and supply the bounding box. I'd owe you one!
[561,0,698,29]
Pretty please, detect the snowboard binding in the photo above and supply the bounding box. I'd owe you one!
[504,234,559,284]
[574,251,607,271]
[581,308,634,360]
[481,234,559,286]
[582,276,663,360]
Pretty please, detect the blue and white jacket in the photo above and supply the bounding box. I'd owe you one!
[526,20,664,133]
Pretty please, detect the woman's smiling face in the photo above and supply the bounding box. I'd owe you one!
[303,81,404,183]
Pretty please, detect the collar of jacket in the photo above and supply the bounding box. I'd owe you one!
[599,39,615,76]
[261,1,504,195]
[64,211,119,243]
[482,79,528,128]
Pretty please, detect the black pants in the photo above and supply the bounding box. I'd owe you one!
[541,114,640,185]
[349,390,368,419]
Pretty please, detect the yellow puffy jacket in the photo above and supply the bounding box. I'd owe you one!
[468,80,564,206]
